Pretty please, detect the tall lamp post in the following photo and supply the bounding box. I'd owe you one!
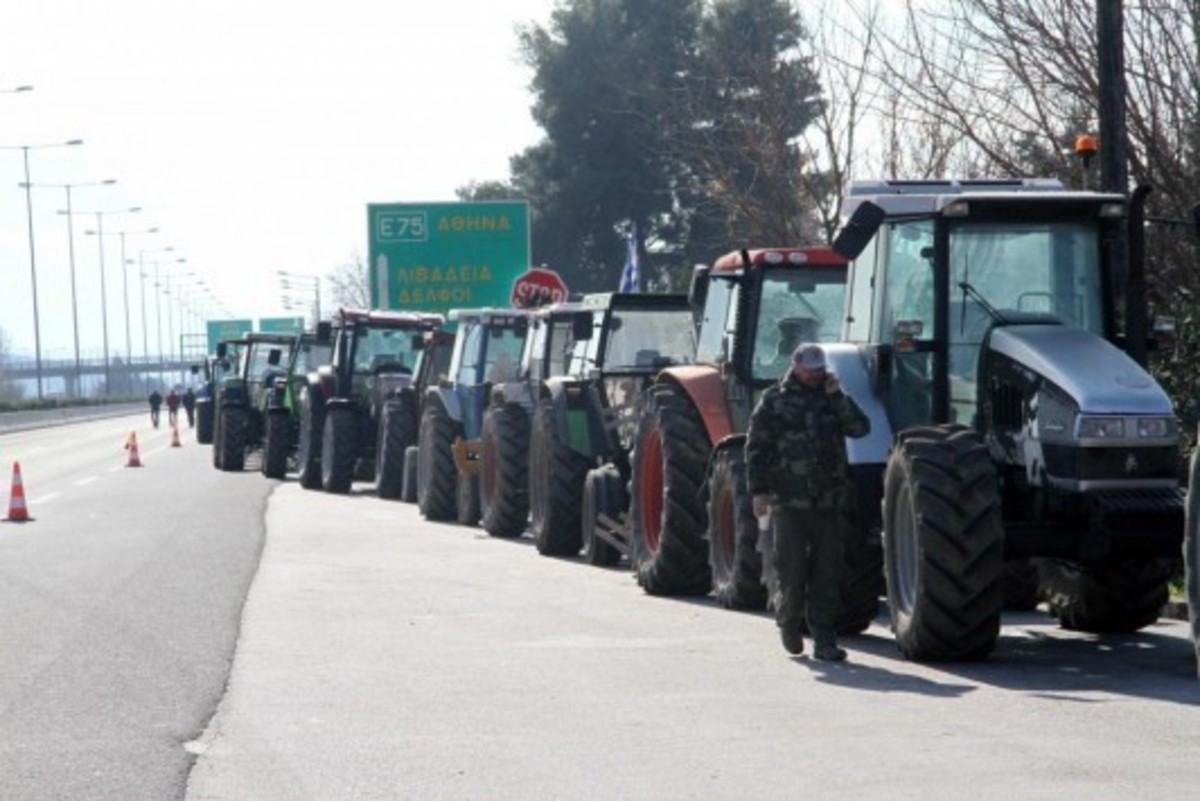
[64,206,141,396]
[20,177,116,397]
[278,270,322,326]
[150,257,187,386]
[0,137,84,399]
[91,226,158,389]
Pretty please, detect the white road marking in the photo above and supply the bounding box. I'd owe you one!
[74,476,98,487]
[29,492,61,504]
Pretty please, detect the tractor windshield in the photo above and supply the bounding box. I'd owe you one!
[603,308,694,371]
[298,341,332,373]
[353,327,418,374]
[246,342,290,384]
[483,325,526,382]
[946,220,1104,421]
[752,267,846,380]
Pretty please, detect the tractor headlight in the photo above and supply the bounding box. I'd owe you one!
[1136,417,1173,439]
[1078,417,1125,439]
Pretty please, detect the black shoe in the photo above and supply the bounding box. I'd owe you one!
[780,627,805,656]
[813,644,847,662]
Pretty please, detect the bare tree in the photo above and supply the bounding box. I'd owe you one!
[326,252,371,311]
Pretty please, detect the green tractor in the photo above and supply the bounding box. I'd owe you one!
[295,308,443,494]
[260,325,334,479]
[194,339,244,445]
[213,333,300,472]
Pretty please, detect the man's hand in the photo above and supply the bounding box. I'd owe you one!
[824,373,841,395]
[753,494,770,519]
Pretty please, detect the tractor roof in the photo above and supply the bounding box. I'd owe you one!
[244,332,298,345]
[710,247,847,274]
[581,292,691,311]
[335,308,444,329]
[842,179,1126,218]
[448,307,532,324]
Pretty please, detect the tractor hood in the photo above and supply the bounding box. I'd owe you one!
[988,325,1173,416]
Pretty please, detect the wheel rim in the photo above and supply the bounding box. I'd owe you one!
[640,429,664,554]
[715,484,735,576]
[893,481,919,614]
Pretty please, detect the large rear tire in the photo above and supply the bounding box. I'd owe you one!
[1186,444,1200,676]
[217,406,247,472]
[321,407,357,494]
[400,446,420,503]
[582,465,623,567]
[417,400,458,521]
[707,448,766,609]
[377,395,417,500]
[196,399,214,444]
[261,412,289,479]
[1039,557,1170,633]
[296,393,324,491]
[882,425,1004,661]
[529,400,590,556]
[629,384,711,596]
[480,403,531,538]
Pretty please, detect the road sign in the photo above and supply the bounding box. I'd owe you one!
[510,267,569,309]
[367,201,530,315]
[205,319,253,353]
[258,316,305,335]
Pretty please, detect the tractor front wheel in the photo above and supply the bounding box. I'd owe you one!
[377,395,417,500]
[529,400,590,556]
[217,406,247,472]
[261,411,289,479]
[1039,557,1170,633]
[480,403,531,539]
[581,465,623,567]
[321,407,357,494]
[707,448,766,610]
[417,400,458,521]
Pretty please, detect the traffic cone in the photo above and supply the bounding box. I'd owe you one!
[125,431,144,468]
[170,424,182,448]
[6,461,30,522]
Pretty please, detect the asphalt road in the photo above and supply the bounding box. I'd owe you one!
[186,481,1200,800]
[0,415,271,800]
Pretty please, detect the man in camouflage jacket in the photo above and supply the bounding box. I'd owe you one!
[746,344,870,661]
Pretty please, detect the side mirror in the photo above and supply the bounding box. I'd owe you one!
[412,334,426,351]
[688,265,711,313]
[316,321,333,345]
[832,201,885,260]
[216,342,228,358]
[572,312,594,342]
[190,364,200,375]
[268,348,282,366]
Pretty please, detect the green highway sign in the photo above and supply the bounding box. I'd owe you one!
[367,201,530,315]
[206,319,254,353]
[258,316,305,334]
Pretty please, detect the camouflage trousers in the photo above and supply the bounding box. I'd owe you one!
[773,506,844,648]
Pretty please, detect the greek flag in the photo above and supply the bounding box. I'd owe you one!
[619,226,639,293]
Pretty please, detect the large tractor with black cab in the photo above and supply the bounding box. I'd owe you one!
[193,339,244,445]
[417,308,531,524]
[260,324,333,479]
[626,248,881,638]
[296,308,443,494]
[829,179,1184,661]
[213,333,299,472]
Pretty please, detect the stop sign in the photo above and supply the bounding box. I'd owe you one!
[510,267,569,309]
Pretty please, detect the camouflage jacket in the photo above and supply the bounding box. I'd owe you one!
[745,373,870,509]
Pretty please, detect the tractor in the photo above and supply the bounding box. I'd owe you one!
[518,291,694,561]
[398,329,456,503]
[826,179,1184,661]
[260,325,333,479]
[417,308,530,524]
[193,339,244,445]
[212,333,300,472]
[475,301,592,541]
[295,308,443,494]
[625,249,880,636]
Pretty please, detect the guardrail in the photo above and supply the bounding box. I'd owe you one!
[0,402,145,435]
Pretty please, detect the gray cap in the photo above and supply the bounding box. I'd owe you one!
[793,343,826,370]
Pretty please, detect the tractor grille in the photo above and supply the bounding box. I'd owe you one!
[1043,444,1178,481]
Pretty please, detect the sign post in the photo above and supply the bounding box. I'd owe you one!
[367,201,530,315]
[258,316,305,335]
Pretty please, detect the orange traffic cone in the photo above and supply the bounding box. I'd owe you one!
[6,461,30,522]
[170,424,182,448]
[125,431,144,468]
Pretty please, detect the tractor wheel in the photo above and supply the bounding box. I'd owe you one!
[882,424,1004,661]
[1186,445,1200,676]
[480,403,530,539]
[376,395,417,500]
[261,412,289,479]
[707,448,767,610]
[1039,557,1170,633]
[296,394,324,491]
[581,465,623,567]
[1003,559,1042,611]
[320,407,357,494]
[759,506,883,635]
[400,446,420,503]
[211,406,223,469]
[196,399,214,444]
[529,399,591,556]
[629,384,712,596]
[457,473,481,526]
[217,406,247,472]
[417,400,458,521]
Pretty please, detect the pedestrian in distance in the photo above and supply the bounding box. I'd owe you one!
[182,387,197,428]
[166,388,181,427]
[148,389,163,428]
[746,344,870,662]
